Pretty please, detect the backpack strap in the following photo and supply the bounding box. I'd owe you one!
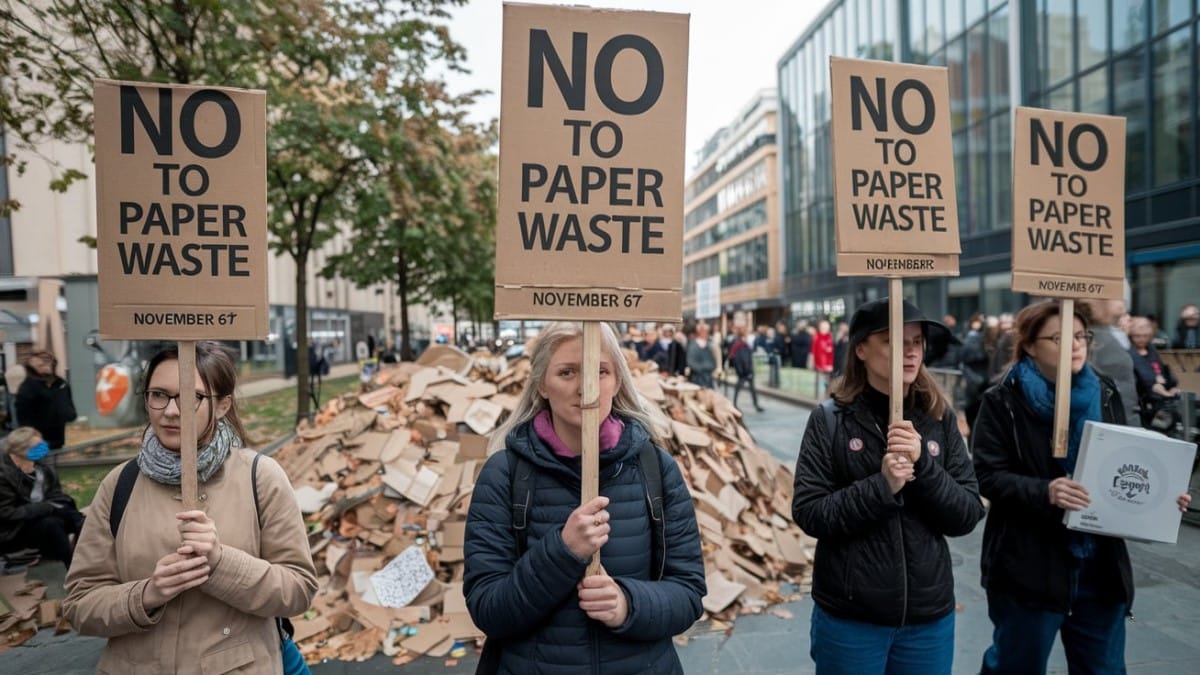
[106,452,291,642]
[506,442,666,581]
[109,459,141,538]
[820,398,852,480]
[638,440,666,581]
[251,452,263,529]
[507,450,535,557]
[820,398,838,438]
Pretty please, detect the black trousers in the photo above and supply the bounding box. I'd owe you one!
[733,375,761,409]
[4,506,84,567]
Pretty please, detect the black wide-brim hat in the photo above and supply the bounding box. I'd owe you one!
[847,297,959,363]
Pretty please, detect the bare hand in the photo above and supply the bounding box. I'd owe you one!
[142,551,210,610]
[177,510,222,568]
[886,421,922,464]
[1178,494,1192,512]
[882,452,913,495]
[578,568,629,628]
[1048,477,1091,511]
[562,497,610,561]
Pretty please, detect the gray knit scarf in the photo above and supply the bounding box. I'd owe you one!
[137,419,241,485]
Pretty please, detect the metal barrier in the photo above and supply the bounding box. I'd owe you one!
[926,367,965,410]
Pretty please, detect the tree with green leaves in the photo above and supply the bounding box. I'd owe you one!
[324,84,495,361]
[1,0,471,419]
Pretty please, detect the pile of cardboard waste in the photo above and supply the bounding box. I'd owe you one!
[275,344,815,666]
[0,573,68,652]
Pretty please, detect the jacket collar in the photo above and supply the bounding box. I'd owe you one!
[505,415,650,486]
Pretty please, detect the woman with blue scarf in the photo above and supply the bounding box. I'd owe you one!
[972,301,1191,674]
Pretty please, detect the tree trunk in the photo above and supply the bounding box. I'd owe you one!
[295,251,311,421]
[397,242,414,361]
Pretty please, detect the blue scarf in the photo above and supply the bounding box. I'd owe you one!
[1010,357,1101,558]
[1010,357,1101,474]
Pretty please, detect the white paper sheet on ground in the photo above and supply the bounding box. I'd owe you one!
[293,482,338,513]
[370,545,435,608]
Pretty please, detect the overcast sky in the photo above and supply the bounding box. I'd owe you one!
[443,0,824,169]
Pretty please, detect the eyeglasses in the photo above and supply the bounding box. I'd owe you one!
[144,389,211,411]
[1035,331,1094,346]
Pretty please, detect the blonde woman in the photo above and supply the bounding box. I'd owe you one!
[465,322,705,674]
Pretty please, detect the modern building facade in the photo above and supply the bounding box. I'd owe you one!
[682,89,784,327]
[778,0,1199,325]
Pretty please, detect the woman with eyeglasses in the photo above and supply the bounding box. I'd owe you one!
[972,300,1190,674]
[64,342,317,674]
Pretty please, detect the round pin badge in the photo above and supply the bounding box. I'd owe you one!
[849,438,864,452]
[928,440,940,457]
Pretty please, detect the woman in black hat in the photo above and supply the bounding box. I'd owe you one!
[792,297,985,674]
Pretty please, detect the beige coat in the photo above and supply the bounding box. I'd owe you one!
[64,449,317,675]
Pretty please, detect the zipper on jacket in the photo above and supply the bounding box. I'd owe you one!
[898,516,908,626]
[590,622,599,674]
[874,419,909,624]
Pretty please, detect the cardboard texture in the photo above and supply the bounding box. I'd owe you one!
[1011,107,1126,300]
[829,57,961,277]
[271,344,813,664]
[1065,421,1196,543]
[495,4,690,321]
[93,80,268,339]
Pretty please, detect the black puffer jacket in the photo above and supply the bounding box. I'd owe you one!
[0,454,68,544]
[792,389,985,625]
[15,375,76,449]
[971,374,1133,613]
[464,417,705,674]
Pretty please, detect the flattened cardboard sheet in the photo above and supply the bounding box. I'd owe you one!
[1011,107,1126,300]
[496,4,690,321]
[829,57,960,278]
[94,80,268,338]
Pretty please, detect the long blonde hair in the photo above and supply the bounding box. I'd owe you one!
[487,322,661,451]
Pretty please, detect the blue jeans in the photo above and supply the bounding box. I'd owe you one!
[980,559,1127,675]
[810,604,955,675]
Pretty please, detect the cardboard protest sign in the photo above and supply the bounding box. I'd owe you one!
[1011,107,1125,300]
[495,3,689,322]
[829,57,960,276]
[95,80,268,339]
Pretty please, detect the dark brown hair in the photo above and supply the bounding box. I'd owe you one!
[142,341,248,445]
[828,331,948,420]
[1010,300,1090,366]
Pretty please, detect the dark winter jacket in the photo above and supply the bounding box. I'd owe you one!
[729,340,754,379]
[971,375,1133,613]
[791,331,813,368]
[464,417,705,675]
[15,376,77,449]
[0,454,70,544]
[792,389,985,626]
[646,340,687,377]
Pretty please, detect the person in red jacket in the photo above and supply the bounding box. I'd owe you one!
[812,320,835,393]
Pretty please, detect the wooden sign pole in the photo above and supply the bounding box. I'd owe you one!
[581,321,602,576]
[1052,300,1074,459]
[177,340,199,510]
[888,279,904,425]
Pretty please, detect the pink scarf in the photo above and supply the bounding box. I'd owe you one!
[533,410,624,459]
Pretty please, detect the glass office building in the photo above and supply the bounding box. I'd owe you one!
[778,0,1199,325]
